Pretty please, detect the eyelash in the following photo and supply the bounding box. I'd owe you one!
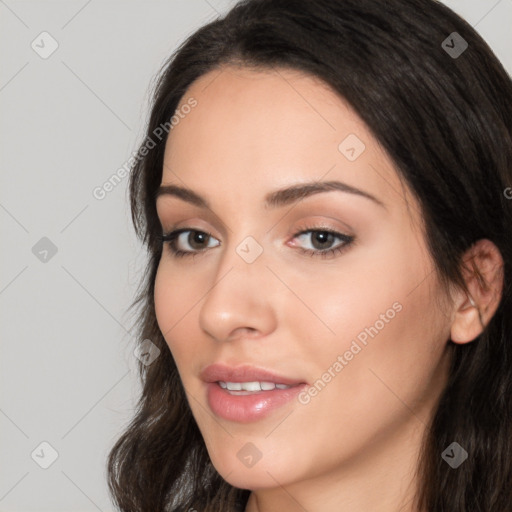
[158,225,355,260]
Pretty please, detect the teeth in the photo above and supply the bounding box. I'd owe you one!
[218,381,292,391]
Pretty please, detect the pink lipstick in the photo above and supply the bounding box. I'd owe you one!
[200,363,307,423]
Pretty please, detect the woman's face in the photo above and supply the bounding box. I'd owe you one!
[154,66,453,492]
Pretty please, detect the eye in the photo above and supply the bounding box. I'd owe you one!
[159,229,220,257]
[291,228,354,258]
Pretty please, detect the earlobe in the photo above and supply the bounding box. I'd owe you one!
[450,299,483,344]
[450,239,504,345]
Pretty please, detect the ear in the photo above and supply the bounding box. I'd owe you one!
[450,239,504,344]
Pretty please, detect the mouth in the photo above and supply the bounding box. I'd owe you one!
[200,363,308,422]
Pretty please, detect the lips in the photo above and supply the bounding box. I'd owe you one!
[199,363,307,387]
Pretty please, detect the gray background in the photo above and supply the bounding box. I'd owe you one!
[1,1,511,510]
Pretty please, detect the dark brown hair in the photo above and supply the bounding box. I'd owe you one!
[107,0,512,510]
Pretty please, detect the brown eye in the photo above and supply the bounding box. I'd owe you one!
[175,230,220,252]
[292,228,355,258]
[296,230,344,251]
[310,231,336,250]
[160,228,221,257]
[187,231,210,250]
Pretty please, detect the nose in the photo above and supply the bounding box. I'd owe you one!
[198,240,278,342]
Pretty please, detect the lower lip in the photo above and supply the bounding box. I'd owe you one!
[205,382,308,423]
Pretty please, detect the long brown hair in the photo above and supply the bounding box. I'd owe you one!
[107,0,512,510]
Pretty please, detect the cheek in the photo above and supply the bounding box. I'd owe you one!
[154,261,206,363]
[154,263,177,339]
[278,239,422,361]
[280,232,446,409]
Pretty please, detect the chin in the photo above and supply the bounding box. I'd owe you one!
[221,468,287,491]
[209,449,302,491]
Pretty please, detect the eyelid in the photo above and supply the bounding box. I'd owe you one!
[290,214,354,236]
[157,209,229,240]
[289,217,353,240]
[159,227,220,249]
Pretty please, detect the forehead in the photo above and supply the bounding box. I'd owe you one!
[168,65,371,159]
[161,65,419,222]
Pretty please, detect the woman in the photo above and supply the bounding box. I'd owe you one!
[107,0,512,510]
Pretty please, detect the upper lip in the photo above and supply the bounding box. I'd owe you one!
[200,363,307,386]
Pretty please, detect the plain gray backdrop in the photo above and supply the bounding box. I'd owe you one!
[1,1,511,510]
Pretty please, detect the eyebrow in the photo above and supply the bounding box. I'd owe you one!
[155,180,386,210]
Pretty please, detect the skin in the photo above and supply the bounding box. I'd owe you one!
[153,65,503,512]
